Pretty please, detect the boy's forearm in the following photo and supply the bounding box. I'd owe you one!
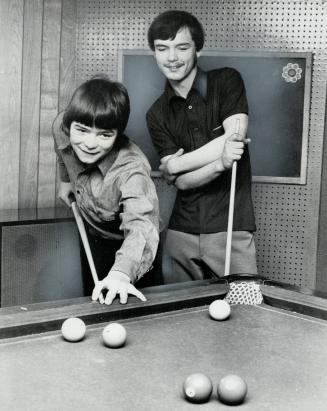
[167,135,228,175]
[175,158,225,190]
[167,114,248,175]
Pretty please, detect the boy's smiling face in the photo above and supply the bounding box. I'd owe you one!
[70,122,118,164]
[153,27,200,83]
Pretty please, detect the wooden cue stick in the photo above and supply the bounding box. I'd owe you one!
[71,202,104,303]
[224,119,240,276]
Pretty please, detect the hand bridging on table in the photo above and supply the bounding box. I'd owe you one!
[92,270,147,305]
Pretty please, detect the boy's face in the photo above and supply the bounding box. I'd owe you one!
[153,27,200,83]
[70,122,118,164]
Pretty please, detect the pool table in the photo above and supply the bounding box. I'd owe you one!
[1,279,327,411]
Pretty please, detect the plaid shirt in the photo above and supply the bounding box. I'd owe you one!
[52,112,159,282]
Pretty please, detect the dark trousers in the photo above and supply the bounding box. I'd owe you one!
[80,222,163,296]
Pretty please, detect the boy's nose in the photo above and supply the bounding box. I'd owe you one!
[84,133,97,148]
[167,49,177,62]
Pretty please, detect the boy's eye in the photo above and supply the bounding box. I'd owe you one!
[74,125,87,133]
[99,132,115,139]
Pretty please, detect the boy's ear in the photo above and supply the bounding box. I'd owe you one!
[196,50,201,59]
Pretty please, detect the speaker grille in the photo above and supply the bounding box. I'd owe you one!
[1,222,83,307]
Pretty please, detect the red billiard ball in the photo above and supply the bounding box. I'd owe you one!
[209,300,231,321]
[183,373,213,403]
[61,317,86,342]
[217,374,247,405]
[102,323,127,348]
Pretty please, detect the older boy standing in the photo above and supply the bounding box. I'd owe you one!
[146,10,257,283]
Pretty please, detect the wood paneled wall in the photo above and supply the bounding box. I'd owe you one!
[0,0,77,210]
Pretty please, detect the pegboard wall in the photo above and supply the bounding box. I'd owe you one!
[74,0,327,288]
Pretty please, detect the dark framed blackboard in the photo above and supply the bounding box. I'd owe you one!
[118,50,312,184]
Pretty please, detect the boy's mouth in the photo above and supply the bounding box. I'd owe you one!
[165,63,183,70]
[79,148,99,155]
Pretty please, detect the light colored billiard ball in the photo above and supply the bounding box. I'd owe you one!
[102,323,127,348]
[183,373,213,403]
[209,299,231,321]
[217,374,247,405]
[61,317,86,342]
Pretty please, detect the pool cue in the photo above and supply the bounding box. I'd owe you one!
[71,202,105,304]
[224,119,240,276]
[223,120,263,304]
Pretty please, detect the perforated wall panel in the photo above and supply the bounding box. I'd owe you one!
[75,0,327,288]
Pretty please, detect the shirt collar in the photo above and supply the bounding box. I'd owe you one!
[96,140,122,176]
[80,137,126,177]
[96,135,128,176]
[69,148,119,178]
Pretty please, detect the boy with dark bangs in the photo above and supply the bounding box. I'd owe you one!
[53,76,159,305]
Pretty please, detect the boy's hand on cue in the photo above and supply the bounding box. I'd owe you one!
[221,133,250,170]
[92,270,146,305]
[58,181,74,207]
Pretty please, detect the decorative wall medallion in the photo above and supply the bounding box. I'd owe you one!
[282,63,302,83]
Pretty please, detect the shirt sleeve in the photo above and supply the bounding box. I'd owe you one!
[55,146,70,183]
[146,107,180,159]
[219,68,249,123]
[110,167,160,283]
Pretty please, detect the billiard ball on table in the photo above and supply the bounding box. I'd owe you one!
[61,317,86,342]
[183,373,213,403]
[217,374,247,405]
[209,300,231,321]
[102,323,127,348]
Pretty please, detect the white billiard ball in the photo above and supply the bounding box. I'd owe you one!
[209,300,231,321]
[102,323,127,348]
[61,317,86,342]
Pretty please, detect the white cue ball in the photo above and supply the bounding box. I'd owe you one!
[61,317,86,342]
[209,300,231,321]
[102,323,127,348]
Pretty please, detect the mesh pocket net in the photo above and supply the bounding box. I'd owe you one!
[224,281,263,305]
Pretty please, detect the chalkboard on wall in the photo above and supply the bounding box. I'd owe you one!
[119,50,312,184]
